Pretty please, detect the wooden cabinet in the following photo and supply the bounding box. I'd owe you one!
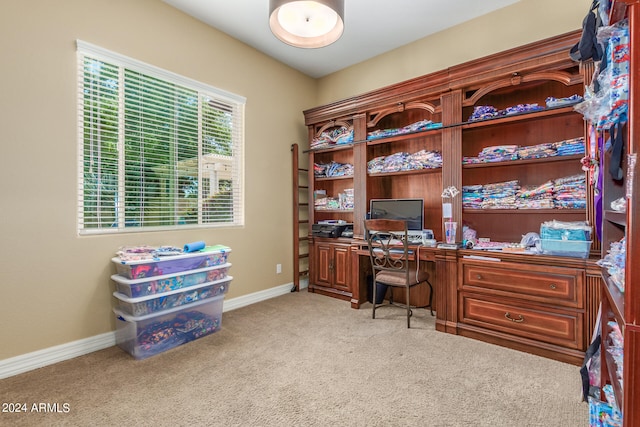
[308,141,355,226]
[303,30,601,365]
[458,257,586,364]
[306,119,358,302]
[441,36,588,244]
[309,239,352,299]
[314,240,351,292]
[364,99,444,240]
[594,1,640,425]
[459,108,587,243]
[443,34,597,367]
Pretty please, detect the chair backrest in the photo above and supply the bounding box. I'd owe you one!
[363,219,411,278]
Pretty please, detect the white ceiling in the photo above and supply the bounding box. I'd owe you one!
[163,0,521,78]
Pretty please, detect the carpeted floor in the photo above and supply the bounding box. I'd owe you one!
[0,289,588,426]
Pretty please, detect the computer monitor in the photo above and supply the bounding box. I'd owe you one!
[369,198,424,235]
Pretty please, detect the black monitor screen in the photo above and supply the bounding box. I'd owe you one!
[369,199,424,232]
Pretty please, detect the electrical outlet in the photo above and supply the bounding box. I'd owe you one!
[276,264,282,274]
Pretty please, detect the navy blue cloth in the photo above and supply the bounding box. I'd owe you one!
[570,1,603,62]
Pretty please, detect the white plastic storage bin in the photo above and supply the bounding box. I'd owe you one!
[540,239,592,258]
[114,295,224,359]
[112,245,231,279]
[111,263,232,298]
[113,276,232,316]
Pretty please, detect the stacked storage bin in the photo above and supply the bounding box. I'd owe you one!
[539,220,592,258]
[111,245,232,359]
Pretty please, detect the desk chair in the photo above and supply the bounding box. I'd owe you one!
[364,219,434,328]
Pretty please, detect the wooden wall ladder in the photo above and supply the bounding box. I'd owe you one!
[291,143,309,291]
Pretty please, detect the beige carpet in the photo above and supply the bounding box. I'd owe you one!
[1,289,588,426]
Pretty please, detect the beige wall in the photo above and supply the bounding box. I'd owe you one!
[317,0,590,104]
[0,0,316,359]
[0,0,589,360]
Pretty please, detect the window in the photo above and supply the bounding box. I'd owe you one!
[77,41,245,235]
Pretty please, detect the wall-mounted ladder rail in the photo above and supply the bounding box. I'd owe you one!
[291,143,309,291]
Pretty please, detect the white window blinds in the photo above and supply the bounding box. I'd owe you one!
[76,41,245,235]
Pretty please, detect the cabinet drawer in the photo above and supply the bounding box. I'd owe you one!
[461,295,582,349]
[460,261,582,308]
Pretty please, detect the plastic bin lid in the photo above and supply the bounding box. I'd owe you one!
[112,276,233,303]
[113,294,225,322]
[112,245,231,265]
[110,263,232,284]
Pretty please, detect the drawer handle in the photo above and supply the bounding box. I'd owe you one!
[504,312,524,323]
[549,283,557,290]
[476,274,482,280]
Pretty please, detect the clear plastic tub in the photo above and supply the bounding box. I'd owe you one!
[111,263,231,297]
[114,295,224,359]
[112,246,231,279]
[541,239,592,258]
[113,277,232,316]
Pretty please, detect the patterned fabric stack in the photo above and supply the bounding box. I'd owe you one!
[462,185,484,209]
[553,137,586,156]
[463,175,585,210]
[517,143,556,160]
[367,150,442,174]
[367,119,442,140]
[481,180,520,209]
[554,174,587,209]
[516,180,555,209]
[464,138,585,164]
[310,126,353,149]
[314,161,354,178]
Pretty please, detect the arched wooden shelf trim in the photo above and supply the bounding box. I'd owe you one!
[463,70,582,107]
[314,119,353,136]
[367,101,437,128]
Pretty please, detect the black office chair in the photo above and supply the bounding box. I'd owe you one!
[364,219,434,328]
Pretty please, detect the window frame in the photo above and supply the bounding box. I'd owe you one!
[76,40,245,235]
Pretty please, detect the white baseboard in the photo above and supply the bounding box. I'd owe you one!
[221,282,295,311]
[0,282,298,379]
[0,332,117,380]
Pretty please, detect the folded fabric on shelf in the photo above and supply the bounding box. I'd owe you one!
[367,150,442,174]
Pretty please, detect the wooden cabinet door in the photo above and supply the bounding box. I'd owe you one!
[315,243,332,286]
[332,244,351,292]
[313,242,351,292]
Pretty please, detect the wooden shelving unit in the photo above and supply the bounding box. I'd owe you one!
[596,1,640,425]
[303,30,603,365]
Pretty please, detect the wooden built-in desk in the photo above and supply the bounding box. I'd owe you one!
[347,239,601,365]
[350,239,458,334]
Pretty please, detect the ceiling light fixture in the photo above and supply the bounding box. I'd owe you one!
[269,0,344,49]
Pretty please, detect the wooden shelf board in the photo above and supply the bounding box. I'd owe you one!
[315,175,354,181]
[368,167,442,177]
[463,154,583,169]
[365,127,442,145]
[461,106,580,129]
[314,209,354,213]
[463,208,586,214]
[604,210,627,226]
[603,270,626,327]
